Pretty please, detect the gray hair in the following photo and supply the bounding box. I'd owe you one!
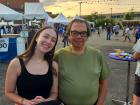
[66,19,91,37]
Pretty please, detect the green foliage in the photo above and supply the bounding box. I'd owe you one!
[83,12,99,22]
[83,12,116,27]
[124,12,134,20]
[51,13,59,18]
[95,18,115,27]
[83,15,94,22]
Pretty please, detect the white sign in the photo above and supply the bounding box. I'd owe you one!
[0,38,9,52]
[16,37,25,55]
[20,31,29,37]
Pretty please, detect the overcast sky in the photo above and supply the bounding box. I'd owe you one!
[39,0,80,5]
[39,0,140,17]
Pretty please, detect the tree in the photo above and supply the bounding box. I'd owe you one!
[83,15,93,22]
[83,12,98,22]
[124,12,134,20]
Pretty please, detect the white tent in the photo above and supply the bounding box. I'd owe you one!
[72,14,84,20]
[24,3,47,20]
[53,13,69,25]
[0,3,23,20]
[47,15,54,23]
[44,14,54,26]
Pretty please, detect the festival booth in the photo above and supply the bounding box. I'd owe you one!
[24,2,49,46]
[0,37,25,62]
[24,2,47,20]
[24,2,49,30]
[0,3,23,35]
[0,3,25,62]
[0,3,23,21]
[0,20,14,26]
[53,13,70,25]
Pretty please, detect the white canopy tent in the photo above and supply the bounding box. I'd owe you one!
[0,3,23,20]
[44,14,54,26]
[72,14,84,20]
[53,13,69,25]
[24,3,47,20]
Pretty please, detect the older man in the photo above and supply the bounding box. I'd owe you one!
[54,19,110,105]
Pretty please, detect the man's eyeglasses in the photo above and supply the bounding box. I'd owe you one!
[70,31,88,37]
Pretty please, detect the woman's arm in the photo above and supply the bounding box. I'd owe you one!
[46,61,59,101]
[5,58,34,105]
[5,58,23,104]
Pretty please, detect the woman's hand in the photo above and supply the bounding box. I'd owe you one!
[15,99,35,105]
[22,99,35,105]
[31,96,46,104]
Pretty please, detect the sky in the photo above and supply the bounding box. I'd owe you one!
[39,0,140,17]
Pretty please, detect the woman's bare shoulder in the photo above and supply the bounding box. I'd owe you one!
[9,57,20,66]
[8,57,21,73]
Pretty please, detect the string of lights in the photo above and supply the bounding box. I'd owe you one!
[77,0,140,17]
[54,0,140,17]
[78,0,140,6]
[79,0,119,4]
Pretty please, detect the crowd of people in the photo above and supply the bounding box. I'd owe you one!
[0,25,22,35]
[3,18,140,105]
[90,23,140,44]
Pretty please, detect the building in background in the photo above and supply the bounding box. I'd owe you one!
[0,0,39,12]
[102,11,140,20]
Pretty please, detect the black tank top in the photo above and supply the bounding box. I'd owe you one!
[16,57,53,99]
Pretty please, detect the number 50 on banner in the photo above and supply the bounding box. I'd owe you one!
[0,38,9,52]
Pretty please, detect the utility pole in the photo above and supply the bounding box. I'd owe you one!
[100,12,102,20]
[110,8,112,19]
[79,2,82,17]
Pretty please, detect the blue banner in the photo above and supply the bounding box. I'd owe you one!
[0,38,17,62]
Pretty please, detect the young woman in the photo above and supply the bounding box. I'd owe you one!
[5,26,58,105]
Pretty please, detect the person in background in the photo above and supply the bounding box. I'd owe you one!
[28,27,36,46]
[106,23,112,40]
[54,19,110,105]
[134,26,140,43]
[1,26,6,34]
[97,26,102,37]
[132,39,140,105]
[5,26,59,105]
[124,26,131,42]
[62,27,68,47]
[113,24,120,40]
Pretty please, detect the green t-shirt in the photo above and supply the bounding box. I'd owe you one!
[54,46,110,105]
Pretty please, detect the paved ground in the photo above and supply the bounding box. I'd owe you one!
[0,30,137,105]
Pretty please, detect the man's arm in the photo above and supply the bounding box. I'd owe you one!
[96,79,108,105]
[133,52,140,60]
